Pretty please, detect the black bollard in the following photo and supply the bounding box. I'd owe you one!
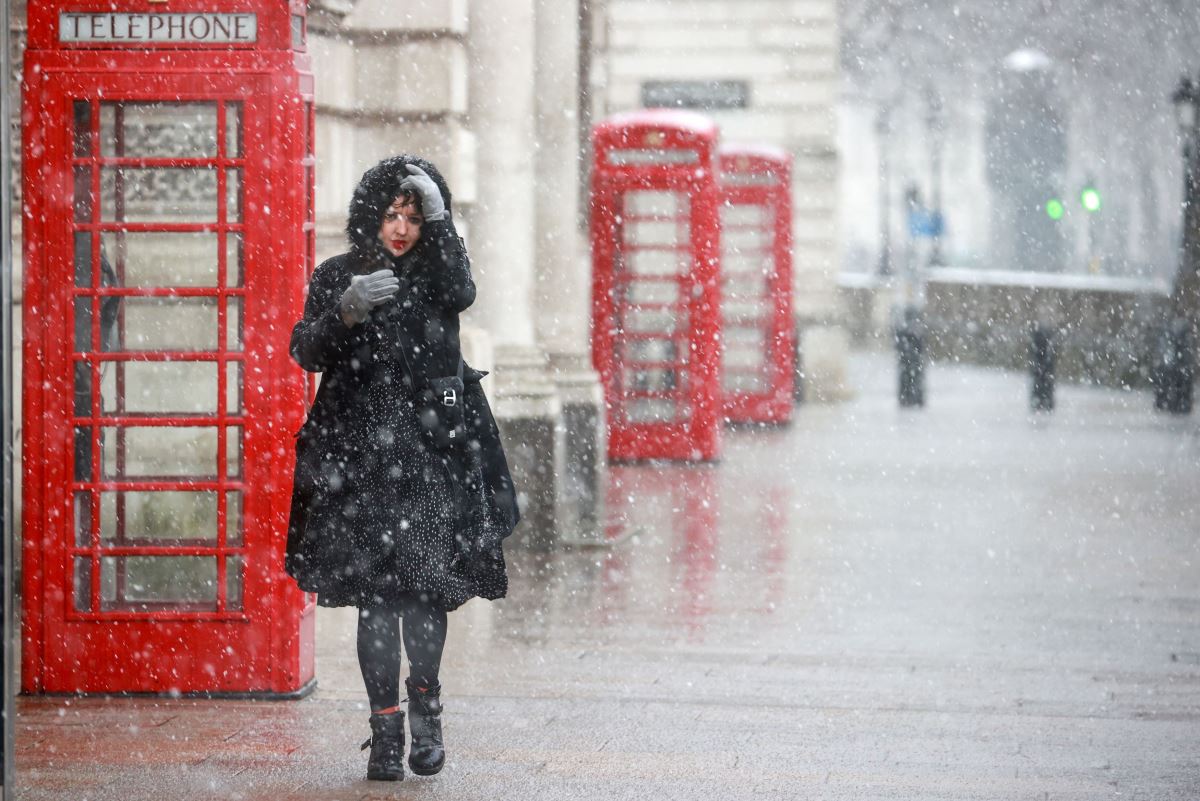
[1170,321,1194,414]
[895,307,926,408]
[1029,324,1056,412]
[1155,318,1195,414]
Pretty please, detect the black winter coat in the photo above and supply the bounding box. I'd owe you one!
[284,156,519,611]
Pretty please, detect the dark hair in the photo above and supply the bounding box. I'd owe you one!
[392,188,423,216]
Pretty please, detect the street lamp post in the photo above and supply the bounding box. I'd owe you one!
[877,106,892,277]
[925,85,946,267]
[1158,74,1200,413]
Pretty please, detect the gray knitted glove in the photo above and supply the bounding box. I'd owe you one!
[339,268,400,326]
[399,164,447,222]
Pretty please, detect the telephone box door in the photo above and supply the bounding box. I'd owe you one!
[22,68,305,694]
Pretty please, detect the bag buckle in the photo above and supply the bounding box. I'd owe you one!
[442,388,457,407]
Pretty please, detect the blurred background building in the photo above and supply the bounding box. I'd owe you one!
[839,0,1200,280]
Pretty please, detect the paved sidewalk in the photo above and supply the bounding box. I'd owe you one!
[15,353,1200,800]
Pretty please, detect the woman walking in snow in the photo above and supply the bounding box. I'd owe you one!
[285,155,520,782]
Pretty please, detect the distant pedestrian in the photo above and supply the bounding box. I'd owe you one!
[285,155,520,781]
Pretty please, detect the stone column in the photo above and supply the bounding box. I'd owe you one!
[467,0,564,547]
[533,1,606,540]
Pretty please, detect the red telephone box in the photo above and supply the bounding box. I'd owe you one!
[591,110,722,461]
[718,145,794,424]
[21,1,315,695]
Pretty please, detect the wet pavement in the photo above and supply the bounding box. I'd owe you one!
[15,351,1200,799]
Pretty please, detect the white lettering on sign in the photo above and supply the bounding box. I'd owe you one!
[59,13,258,44]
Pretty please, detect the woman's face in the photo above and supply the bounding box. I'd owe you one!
[378,197,423,257]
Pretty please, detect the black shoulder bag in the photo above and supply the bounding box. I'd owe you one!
[411,356,466,451]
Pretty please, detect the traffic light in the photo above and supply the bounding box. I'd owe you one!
[1045,198,1065,220]
[1080,185,1101,212]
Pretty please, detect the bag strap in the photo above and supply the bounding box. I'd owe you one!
[391,273,464,389]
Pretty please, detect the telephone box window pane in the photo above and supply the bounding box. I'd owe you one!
[76,362,97,417]
[74,166,93,222]
[724,371,768,393]
[73,298,93,353]
[625,399,678,423]
[100,491,218,544]
[723,227,770,252]
[625,367,681,393]
[225,233,243,287]
[624,220,687,247]
[102,361,218,415]
[100,102,218,158]
[74,427,94,482]
[118,297,218,351]
[102,232,219,287]
[726,349,768,369]
[226,362,242,414]
[291,14,305,49]
[227,297,243,351]
[724,328,767,368]
[625,191,681,217]
[99,366,115,413]
[723,251,772,278]
[101,168,218,223]
[74,491,93,548]
[624,250,689,276]
[74,233,92,288]
[625,339,680,364]
[74,558,93,612]
[103,426,218,479]
[225,103,242,158]
[626,281,679,305]
[722,204,767,226]
[305,166,315,222]
[226,169,242,221]
[73,101,92,157]
[723,299,767,325]
[101,556,218,610]
[226,428,242,479]
[226,491,243,547]
[226,555,245,612]
[624,308,687,335]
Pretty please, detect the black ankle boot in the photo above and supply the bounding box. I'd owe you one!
[406,679,445,776]
[361,710,405,781]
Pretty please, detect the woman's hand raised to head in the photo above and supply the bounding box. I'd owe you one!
[399,165,447,222]
[339,268,400,326]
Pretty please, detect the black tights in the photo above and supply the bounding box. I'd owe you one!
[356,597,448,712]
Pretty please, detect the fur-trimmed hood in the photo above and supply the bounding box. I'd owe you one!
[345,155,454,264]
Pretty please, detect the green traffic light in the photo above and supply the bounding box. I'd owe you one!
[1046,199,1065,220]
[1080,187,1101,212]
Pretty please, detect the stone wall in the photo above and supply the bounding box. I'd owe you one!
[839,270,1171,388]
